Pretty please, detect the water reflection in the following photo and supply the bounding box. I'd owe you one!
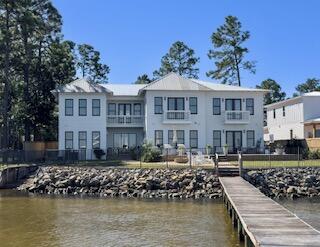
[0,191,242,247]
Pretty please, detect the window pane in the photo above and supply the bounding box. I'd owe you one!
[247,130,255,147]
[128,134,136,147]
[176,98,184,110]
[155,130,163,146]
[168,130,173,145]
[65,99,73,116]
[168,98,175,110]
[177,130,184,144]
[134,103,141,115]
[246,98,254,115]
[108,103,116,115]
[213,130,221,147]
[155,97,163,114]
[213,98,221,115]
[92,99,100,116]
[189,97,197,114]
[79,99,87,116]
[65,131,73,149]
[79,131,87,149]
[190,130,198,148]
[92,131,100,149]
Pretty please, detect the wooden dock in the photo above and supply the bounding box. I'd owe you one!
[220,177,320,247]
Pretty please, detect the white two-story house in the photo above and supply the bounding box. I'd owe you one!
[265,92,320,143]
[53,73,267,158]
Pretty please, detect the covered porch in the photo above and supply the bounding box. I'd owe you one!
[304,118,320,151]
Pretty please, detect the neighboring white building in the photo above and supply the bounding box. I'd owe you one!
[264,92,320,142]
[53,73,267,157]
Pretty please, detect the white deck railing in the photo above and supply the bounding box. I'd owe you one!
[107,115,144,127]
[224,111,250,124]
[163,110,191,123]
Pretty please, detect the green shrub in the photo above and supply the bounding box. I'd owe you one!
[141,142,161,162]
[307,149,320,160]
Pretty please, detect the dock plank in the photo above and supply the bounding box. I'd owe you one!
[220,177,320,247]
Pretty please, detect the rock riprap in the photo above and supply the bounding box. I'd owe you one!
[246,167,320,199]
[18,167,221,199]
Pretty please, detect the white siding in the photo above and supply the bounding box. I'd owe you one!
[266,103,304,140]
[58,93,107,150]
[145,90,264,148]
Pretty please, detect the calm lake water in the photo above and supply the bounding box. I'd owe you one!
[0,190,242,247]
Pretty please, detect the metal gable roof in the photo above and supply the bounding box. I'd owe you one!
[139,73,212,92]
[52,78,112,94]
[101,84,145,96]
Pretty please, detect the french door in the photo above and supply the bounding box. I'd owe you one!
[225,99,242,111]
[113,133,137,149]
[226,131,242,153]
[118,104,131,123]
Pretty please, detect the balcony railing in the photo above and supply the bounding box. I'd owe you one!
[163,111,191,124]
[107,115,144,127]
[224,111,250,124]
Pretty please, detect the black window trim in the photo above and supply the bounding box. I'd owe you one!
[133,103,142,115]
[213,98,221,115]
[246,98,254,115]
[65,131,73,149]
[65,99,73,116]
[78,99,87,116]
[189,130,198,148]
[154,130,163,146]
[154,97,163,114]
[78,131,87,149]
[92,131,101,149]
[189,97,198,114]
[108,103,116,115]
[92,99,101,116]
[247,130,255,148]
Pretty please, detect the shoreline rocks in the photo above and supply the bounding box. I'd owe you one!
[245,167,320,199]
[17,167,222,199]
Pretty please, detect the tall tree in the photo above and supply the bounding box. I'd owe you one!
[295,78,320,96]
[153,41,199,79]
[207,15,255,86]
[256,79,286,105]
[134,74,152,84]
[77,44,110,83]
[0,0,15,150]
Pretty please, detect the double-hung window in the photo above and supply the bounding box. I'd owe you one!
[189,130,198,148]
[273,109,276,119]
[65,131,73,149]
[154,130,163,147]
[79,99,87,116]
[213,130,221,152]
[247,130,255,148]
[65,99,73,116]
[189,97,197,114]
[78,131,87,149]
[134,103,142,115]
[108,103,116,115]
[154,97,163,114]
[213,98,221,115]
[92,131,100,149]
[92,99,100,116]
[282,106,286,117]
[246,98,254,115]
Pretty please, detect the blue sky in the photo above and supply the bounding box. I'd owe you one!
[53,0,320,96]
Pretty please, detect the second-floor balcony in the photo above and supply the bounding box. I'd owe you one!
[107,115,144,127]
[224,111,250,124]
[163,110,191,124]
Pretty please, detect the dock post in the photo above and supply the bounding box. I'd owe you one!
[238,151,243,177]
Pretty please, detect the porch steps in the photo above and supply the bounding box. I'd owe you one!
[216,155,239,177]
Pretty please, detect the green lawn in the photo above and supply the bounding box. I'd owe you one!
[243,160,320,169]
